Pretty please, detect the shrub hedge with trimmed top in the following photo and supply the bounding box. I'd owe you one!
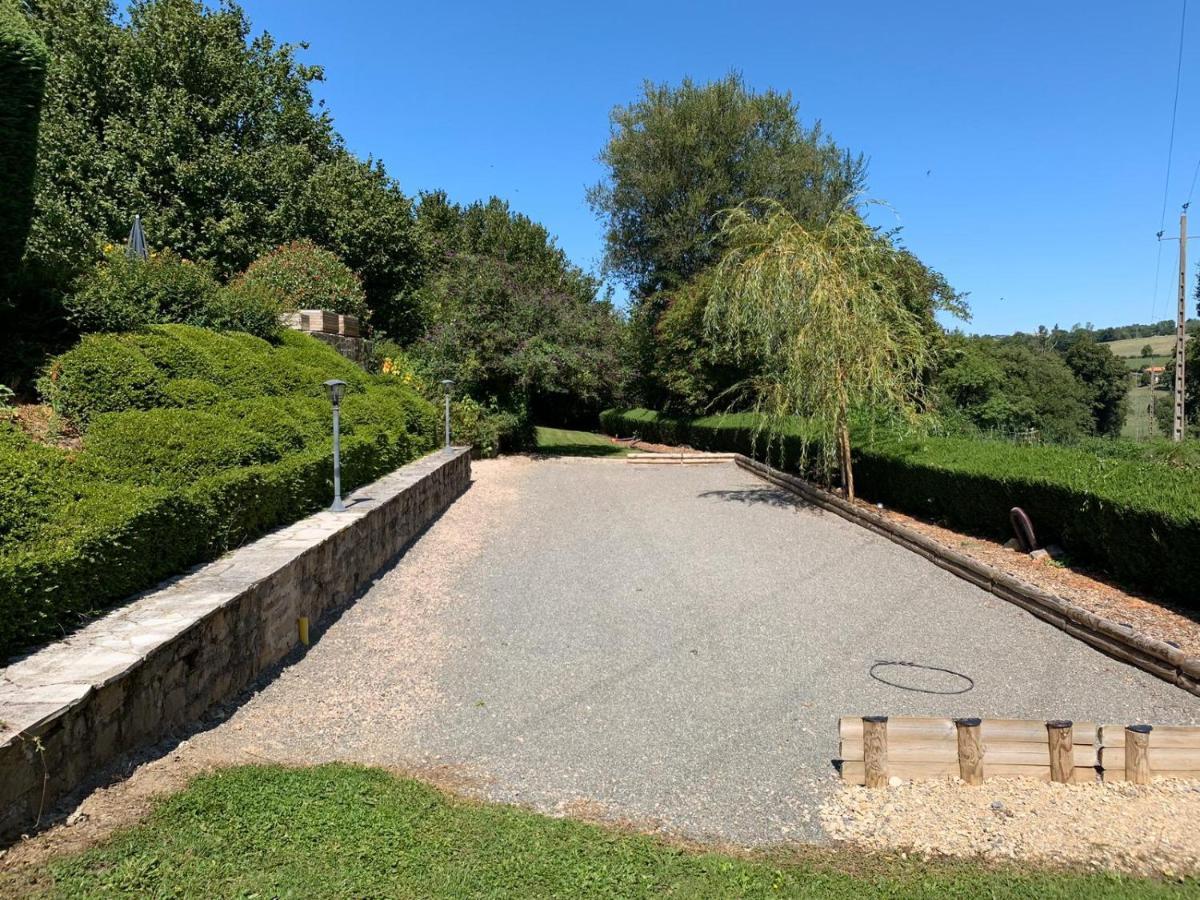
[600,408,1200,603]
[0,325,436,659]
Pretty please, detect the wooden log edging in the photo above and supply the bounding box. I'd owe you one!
[842,716,1200,785]
[734,454,1200,698]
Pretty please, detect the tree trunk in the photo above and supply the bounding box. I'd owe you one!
[837,421,855,501]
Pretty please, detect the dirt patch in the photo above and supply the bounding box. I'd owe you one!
[4,405,81,451]
[820,777,1200,878]
[865,502,1200,656]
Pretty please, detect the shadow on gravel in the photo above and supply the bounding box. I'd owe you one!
[698,487,816,511]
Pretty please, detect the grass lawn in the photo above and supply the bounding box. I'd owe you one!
[7,765,1188,898]
[535,425,631,457]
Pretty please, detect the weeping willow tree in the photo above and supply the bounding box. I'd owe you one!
[704,202,937,500]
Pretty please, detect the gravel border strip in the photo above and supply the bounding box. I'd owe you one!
[734,455,1200,698]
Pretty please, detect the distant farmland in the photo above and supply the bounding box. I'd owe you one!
[1101,333,1185,359]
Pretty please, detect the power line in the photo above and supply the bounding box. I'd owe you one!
[1153,0,1189,323]
[1157,0,1188,233]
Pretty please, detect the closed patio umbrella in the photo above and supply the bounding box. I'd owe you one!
[126,214,148,260]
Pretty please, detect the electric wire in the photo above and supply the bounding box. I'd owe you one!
[1153,0,1189,322]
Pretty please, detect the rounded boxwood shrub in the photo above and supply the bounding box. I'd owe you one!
[39,333,168,424]
[233,239,368,320]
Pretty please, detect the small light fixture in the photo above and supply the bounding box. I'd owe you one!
[440,379,455,449]
[323,379,348,511]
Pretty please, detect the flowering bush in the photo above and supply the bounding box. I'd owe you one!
[233,239,368,321]
[66,246,221,333]
[64,245,282,339]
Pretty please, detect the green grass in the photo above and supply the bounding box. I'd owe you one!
[11,765,1188,898]
[1122,382,1166,440]
[1120,355,1172,371]
[1101,335,1185,358]
[534,425,630,457]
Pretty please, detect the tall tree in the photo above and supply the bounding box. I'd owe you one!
[588,73,864,299]
[0,0,48,291]
[413,195,626,425]
[15,0,423,338]
[705,202,940,499]
[1062,335,1128,436]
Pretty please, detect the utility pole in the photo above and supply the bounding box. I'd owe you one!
[1173,207,1188,442]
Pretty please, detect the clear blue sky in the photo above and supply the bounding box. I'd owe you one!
[243,0,1198,335]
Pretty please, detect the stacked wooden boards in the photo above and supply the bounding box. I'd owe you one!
[838,716,1100,785]
[1099,724,1200,782]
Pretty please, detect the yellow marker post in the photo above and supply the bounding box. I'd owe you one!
[298,616,310,646]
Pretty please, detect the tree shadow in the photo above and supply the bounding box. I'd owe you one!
[698,487,816,511]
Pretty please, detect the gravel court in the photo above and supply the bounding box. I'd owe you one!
[386,458,1200,844]
[177,456,1200,846]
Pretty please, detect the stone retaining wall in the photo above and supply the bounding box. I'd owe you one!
[0,447,471,839]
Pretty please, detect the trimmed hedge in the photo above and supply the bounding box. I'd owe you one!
[0,326,436,659]
[600,408,1200,604]
[0,0,48,277]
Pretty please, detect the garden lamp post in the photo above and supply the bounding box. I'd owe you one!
[323,379,347,511]
[440,379,454,449]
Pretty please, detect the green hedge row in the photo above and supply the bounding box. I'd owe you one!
[600,408,1200,603]
[0,0,48,276]
[0,326,436,659]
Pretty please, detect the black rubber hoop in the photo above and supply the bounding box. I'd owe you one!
[868,660,975,695]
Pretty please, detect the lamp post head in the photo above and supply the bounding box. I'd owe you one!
[440,378,455,395]
[323,379,347,406]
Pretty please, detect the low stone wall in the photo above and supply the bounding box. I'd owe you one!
[0,447,470,839]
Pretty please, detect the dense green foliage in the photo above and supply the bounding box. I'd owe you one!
[589,73,863,297]
[234,238,367,320]
[0,326,435,659]
[23,765,1180,898]
[412,194,626,429]
[600,408,1200,602]
[935,332,1128,441]
[7,0,423,376]
[0,0,47,287]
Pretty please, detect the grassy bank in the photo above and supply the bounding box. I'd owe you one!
[534,425,629,457]
[8,765,1184,898]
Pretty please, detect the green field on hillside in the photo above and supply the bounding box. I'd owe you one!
[1122,382,1164,440]
[1101,334,1184,358]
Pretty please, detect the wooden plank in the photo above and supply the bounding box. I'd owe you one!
[1099,724,1200,748]
[838,717,953,741]
[979,719,1097,745]
[839,740,1097,767]
[839,740,956,763]
[841,761,1097,785]
[1100,746,1200,771]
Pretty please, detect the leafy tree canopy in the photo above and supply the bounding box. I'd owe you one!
[16,0,421,337]
[412,194,626,426]
[588,73,865,299]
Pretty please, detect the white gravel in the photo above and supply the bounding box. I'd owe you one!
[820,777,1200,878]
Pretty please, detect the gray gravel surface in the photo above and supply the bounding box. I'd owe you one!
[186,456,1200,846]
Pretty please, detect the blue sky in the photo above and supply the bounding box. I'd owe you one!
[243,1,1198,335]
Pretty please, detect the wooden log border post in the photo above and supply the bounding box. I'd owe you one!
[734,455,1200,698]
[840,716,1200,786]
